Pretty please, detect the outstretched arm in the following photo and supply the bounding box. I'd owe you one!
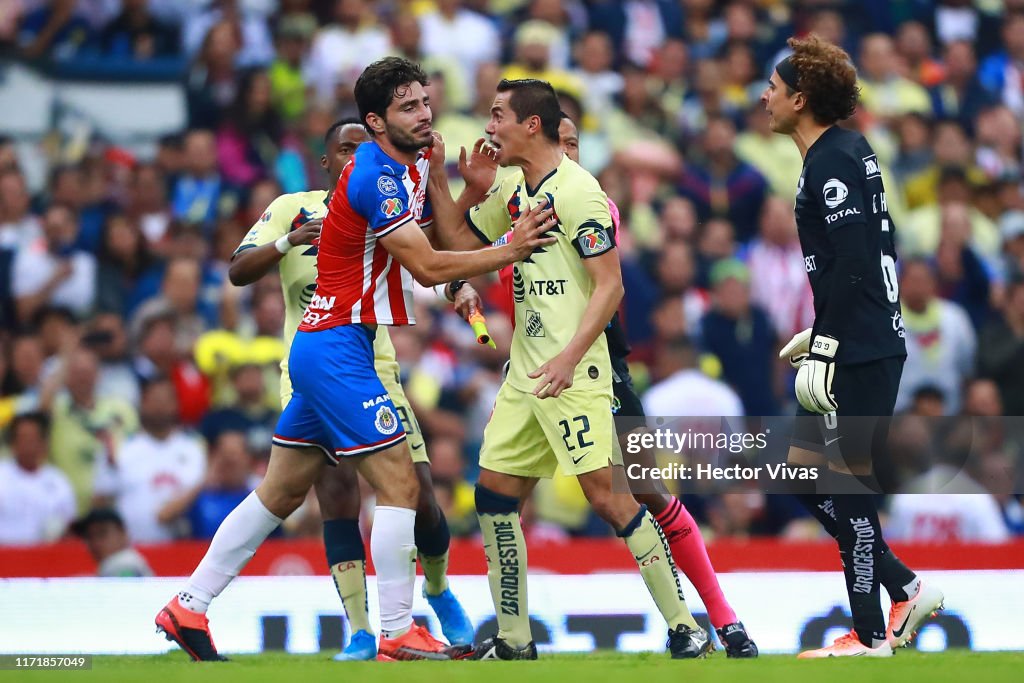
[380,200,556,286]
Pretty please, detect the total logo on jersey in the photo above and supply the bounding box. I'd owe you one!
[822,178,849,208]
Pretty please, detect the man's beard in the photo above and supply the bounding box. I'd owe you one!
[386,120,431,153]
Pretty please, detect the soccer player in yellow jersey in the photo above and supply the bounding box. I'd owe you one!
[228,120,475,660]
[426,79,711,660]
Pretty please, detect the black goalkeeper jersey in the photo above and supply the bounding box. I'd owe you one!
[794,126,907,365]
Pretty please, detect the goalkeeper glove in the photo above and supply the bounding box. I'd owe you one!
[779,328,813,368]
[795,335,839,414]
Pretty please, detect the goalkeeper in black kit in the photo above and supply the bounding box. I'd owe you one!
[762,35,945,658]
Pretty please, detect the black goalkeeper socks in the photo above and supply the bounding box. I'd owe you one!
[829,471,886,646]
[795,488,918,603]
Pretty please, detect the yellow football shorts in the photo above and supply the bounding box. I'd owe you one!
[479,382,614,478]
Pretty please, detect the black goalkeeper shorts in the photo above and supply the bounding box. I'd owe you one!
[789,355,904,470]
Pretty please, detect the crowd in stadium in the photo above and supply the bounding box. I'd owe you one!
[1,0,1023,551]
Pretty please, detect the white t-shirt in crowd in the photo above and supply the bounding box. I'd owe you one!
[642,369,745,418]
[93,430,206,543]
[0,457,76,545]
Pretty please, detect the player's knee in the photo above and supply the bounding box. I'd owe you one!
[315,473,361,520]
[256,482,307,518]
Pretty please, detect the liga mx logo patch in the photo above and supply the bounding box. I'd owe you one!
[375,405,399,435]
[381,197,403,218]
[580,228,610,256]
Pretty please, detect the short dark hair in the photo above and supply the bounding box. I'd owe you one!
[496,79,561,143]
[324,117,364,144]
[354,57,430,133]
[9,411,50,440]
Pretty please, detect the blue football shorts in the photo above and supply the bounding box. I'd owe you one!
[272,324,406,464]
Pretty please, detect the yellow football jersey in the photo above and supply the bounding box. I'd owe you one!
[466,156,615,394]
[234,191,398,405]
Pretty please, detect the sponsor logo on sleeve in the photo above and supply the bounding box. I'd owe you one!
[580,228,611,256]
[377,176,399,196]
[381,197,404,218]
[823,178,849,208]
[863,154,881,179]
[260,211,272,222]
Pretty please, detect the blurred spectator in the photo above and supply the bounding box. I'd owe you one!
[697,259,778,416]
[419,0,499,101]
[746,196,815,340]
[643,335,743,417]
[170,129,240,227]
[896,20,945,88]
[71,507,153,576]
[85,312,140,406]
[653,239,708,333]
[734,104,803,198]
[892,113,934,183]
[11,203,97,324]
[186,20,242,129]
[587,0,682,68]
[269,13,316,123]
[0,169,42,249]
[200,362,276,458]
[95,213,158,318]
[18,0,93,60]
[902,166,1001,260]
[99,0,179,60]
[48,164,114,254]
[897,258,977,414]
[48,345,139,514]
[933,202,992,329]
[901,119,987,211]
[92,377,206,542]
[930,40,997,130]
[1000,210,1024,281]
[133,256,216,357]
[719,40,762,111]
[502,20,582,98]
[4,333,46,411]
[571,31,622,123]
[858,33,933,120]
[0,412,75,545]
[978,279,1024,414]
[132,312,211,425]
[391,14,471,114]
[647,37,688,126]
[305,0,392,106]
[676,116,768,241]
[978,12,1024,118]
[217,69,307,192]
[157,430,256,539]
[974,105,1022,182]
[888,489,1011,543]
[183,0,274,68]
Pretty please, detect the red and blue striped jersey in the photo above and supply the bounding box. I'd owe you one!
[299,141,433,331]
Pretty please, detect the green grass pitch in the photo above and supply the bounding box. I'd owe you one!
[4,651,1023,683]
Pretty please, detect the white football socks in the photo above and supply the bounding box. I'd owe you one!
[178,491,283,614]
[372,506,417,636]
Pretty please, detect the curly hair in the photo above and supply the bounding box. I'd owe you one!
[788,35,859,125]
